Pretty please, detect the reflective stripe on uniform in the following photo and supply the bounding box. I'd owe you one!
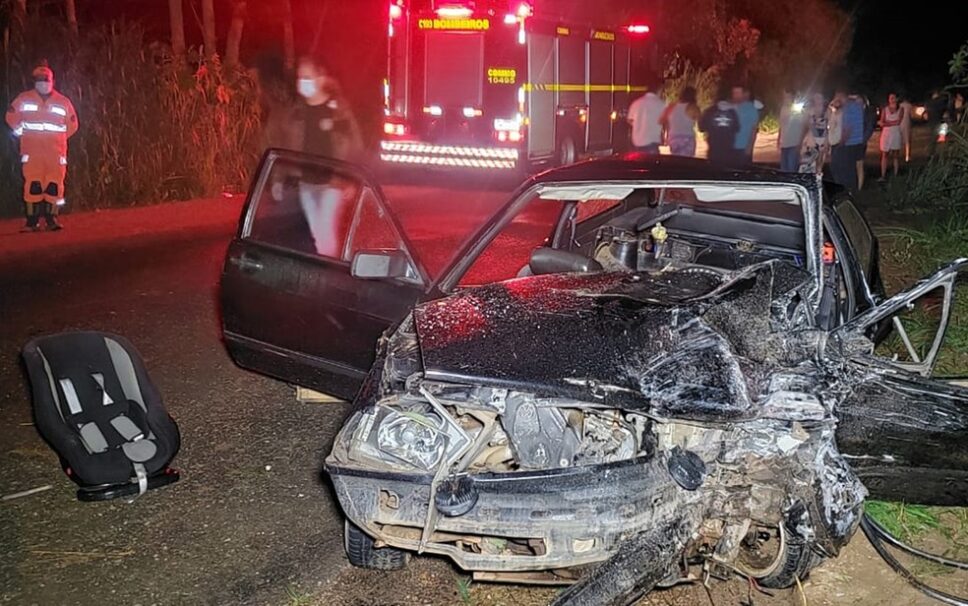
[21,102,39,112]
[21,154,29,163]
[21,122,67,133]
[59,156,67,165]
[50,106,67,117]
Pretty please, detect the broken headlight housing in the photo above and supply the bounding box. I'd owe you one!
[347,404,470,472]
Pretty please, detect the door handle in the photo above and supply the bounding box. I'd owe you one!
[230,254,264,272]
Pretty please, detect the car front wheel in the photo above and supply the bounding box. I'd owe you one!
[736,521,823,588]
[344,520,410,570]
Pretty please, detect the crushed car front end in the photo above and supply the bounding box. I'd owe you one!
[325,265,868,584]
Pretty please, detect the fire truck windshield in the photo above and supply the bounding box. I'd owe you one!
[425,31,484,109]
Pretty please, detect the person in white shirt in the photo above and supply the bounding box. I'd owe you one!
[628,80,666,154]
[827,90,848,186]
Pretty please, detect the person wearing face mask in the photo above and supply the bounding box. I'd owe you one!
[5,62,79,232]
[292,57,362,160]
[286,58,363,258]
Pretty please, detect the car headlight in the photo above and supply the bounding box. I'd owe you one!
[347,404,470,472]
[378,411,448,470]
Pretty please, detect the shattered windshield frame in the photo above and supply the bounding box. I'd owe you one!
[435,180,825,311]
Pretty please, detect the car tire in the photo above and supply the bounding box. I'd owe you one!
[557,135,578,166]
[344,520,410,570]
[737,521,823,589]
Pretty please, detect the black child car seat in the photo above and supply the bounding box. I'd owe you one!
[22,332,181,501]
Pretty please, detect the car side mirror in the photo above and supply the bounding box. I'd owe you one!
[351,250,418,282]
[529,247,602,276]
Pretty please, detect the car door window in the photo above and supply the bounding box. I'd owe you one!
[838,259,965,377]
[247,161,361,261]
[458,198,563,286]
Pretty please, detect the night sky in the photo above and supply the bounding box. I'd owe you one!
[841,0,964,100]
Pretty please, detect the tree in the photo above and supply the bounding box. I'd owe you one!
[282,0,295,71]
[224,1,247,69]
[168,0,186,57]
[64,0,78,37]
[201,0,217,59]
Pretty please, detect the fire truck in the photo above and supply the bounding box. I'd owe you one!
[380,0,656,171]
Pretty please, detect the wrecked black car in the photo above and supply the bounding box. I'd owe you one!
[220,151,968,605]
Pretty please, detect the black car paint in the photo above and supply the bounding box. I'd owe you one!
[414,265,783,418]
[222,152,877,401]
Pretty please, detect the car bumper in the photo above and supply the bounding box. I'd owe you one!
[324,453,684,572]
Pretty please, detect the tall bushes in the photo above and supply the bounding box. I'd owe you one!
[1,18,263,216]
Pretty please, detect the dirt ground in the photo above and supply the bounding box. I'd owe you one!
[303,531,962,606]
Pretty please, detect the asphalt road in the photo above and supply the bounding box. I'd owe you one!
[0,179,511,606]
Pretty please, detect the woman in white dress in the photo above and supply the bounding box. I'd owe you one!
[878,93,903,182]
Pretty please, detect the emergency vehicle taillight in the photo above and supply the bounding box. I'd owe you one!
[384,122,407,137]
[494,117,523,143]
[625,24,651,35]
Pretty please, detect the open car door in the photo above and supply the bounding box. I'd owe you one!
[221,150,429,400]
[834,258,968,505]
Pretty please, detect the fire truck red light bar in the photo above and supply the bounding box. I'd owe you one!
[436,6,473,18]
[625,24,651,34]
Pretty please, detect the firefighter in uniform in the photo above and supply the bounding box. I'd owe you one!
[5,63,79,232]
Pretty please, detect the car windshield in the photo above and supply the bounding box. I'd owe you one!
[447,182,808,290]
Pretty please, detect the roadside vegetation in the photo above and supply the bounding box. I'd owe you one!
[0,17,263,215]
[864,38,968,587]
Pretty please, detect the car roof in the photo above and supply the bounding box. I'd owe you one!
[529,153,825,193]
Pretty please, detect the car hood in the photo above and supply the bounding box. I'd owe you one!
[412,262,816,420]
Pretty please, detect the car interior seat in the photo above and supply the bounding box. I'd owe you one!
[22,332,181,501]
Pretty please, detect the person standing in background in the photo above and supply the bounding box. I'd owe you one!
[5,63,79,232]
[628,79,666,154]
[841,92,866,191]
[899,95,913,162]
[660,86,700,157]
[827,90,846,185]
[293,58,362,161]
[878,93,903,182]
[290,57,362,258]
[732,85,762,164]
[799,93,829,174]
[699,87,741,166]
[778,89,808,172]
